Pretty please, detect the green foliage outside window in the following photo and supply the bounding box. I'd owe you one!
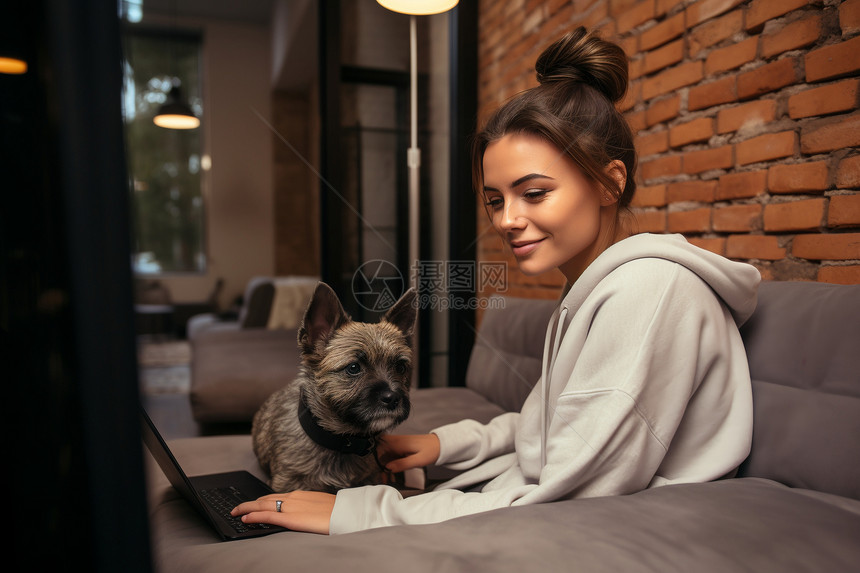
[122,30,205,274]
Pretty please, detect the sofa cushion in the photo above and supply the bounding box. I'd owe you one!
[190,328,300,424]
[465,296,558,412]
[146,434,860,573]
[738,281,860,500]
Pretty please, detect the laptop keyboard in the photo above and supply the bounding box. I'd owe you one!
[200,486,274,533]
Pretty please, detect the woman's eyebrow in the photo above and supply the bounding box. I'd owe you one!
[484,173,555,193]
[511,173,554,188]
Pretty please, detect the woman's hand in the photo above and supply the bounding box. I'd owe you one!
[230,491,335,535]
[377,433,441,473]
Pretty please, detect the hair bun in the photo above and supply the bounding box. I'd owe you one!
[534,27,629,103]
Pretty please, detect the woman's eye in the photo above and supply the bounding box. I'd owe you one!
[524,189,548,200]
[345,362,362,376]
[485,197,503,209]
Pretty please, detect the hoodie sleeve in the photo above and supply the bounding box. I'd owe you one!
[330,258,751,533]
[431,411,520,470]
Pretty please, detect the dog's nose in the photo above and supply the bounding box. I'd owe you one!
[378,389,399,409]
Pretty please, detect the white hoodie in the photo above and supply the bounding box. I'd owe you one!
[329,233,761,534]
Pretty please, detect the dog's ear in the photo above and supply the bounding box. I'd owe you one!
[382,287,417,338]
[299,282,350,354]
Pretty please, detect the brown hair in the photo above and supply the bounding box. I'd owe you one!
[472,27,637,210]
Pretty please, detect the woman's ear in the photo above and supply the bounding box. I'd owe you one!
[601,160,627,206]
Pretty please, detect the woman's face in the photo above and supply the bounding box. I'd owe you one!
[482,133,618,283]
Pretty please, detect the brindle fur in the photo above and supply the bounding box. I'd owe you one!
[252,282,416,493]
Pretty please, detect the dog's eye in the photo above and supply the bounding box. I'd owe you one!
[345,362,362,376]
[394,360,408,375]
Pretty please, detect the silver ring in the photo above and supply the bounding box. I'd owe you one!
[275,499,283,512]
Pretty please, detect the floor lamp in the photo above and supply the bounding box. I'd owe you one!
[376,0,458,388]
[376,0,458,287]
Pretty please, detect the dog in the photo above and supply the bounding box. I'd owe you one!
[252,281,417,493]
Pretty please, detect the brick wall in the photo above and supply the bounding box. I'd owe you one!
[476,0,860,301]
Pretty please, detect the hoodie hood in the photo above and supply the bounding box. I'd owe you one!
[561,233,760,326]
[538,233,760,467]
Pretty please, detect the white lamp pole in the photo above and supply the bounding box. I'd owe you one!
[377,0,459,288]
[376,0,458,388]
[408,14,420,288]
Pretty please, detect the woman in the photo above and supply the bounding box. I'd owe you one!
[232,27,760,535]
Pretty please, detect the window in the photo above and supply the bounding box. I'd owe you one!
[122,29,205,274]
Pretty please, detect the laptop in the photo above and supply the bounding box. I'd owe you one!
[140,407,288,540]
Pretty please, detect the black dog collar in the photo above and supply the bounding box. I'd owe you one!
[297,392,375,456]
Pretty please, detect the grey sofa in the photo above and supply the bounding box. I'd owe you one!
[188,276,318,426]
[145,281,860,572]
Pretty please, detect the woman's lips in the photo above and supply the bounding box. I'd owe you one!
[510,239,544,257]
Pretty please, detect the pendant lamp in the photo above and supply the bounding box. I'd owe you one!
[0,56,27,75]
[153,82,199,129]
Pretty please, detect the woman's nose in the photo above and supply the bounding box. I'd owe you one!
[497,201,526,231]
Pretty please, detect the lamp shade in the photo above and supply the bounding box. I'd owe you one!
[153,85,199,129]
[376,0,458,15]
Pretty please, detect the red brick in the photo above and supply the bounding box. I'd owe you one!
[686,0,744,27]
[688,237,726,255]
[688,76,737,111]
[669,117,714,147]
[805,35,860,83]
[705,36,758,76]
[640,12,686,51]
[792,233,860,260]
[668,208,711,233]
[736,131,796,166]
[631,184,667,207]
[717,170,768,200]
[619,80,641,112]
[626,109,647,133]
[818,265,860,284]
[829,194,860,228]
[746,0,809,31]
[836,155,860,189]
[636,130,669,156]
[616,0,656,33]
[611,0,643,17]
[619,35,640,58]
[629,57,645,82]
[716,100,777,135]
[726,235,786,260]
[643,39,684,75]
[767,161,830,194]
[657,0,685,16]
[582,2,611,30]
[688,9,744,57]
[713,204,763,232]
[760,13,822,59]
[641,155,682,180]
[841,0,860,35]
[788,79,860,120]
[666,179,717,203]
[801,114,860,155]
[764,198,826,231]
[645,94,681,126]
[737,57,799,100]
[642,61,704,100]
[634,209,667,232]
[683,145,734,174]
